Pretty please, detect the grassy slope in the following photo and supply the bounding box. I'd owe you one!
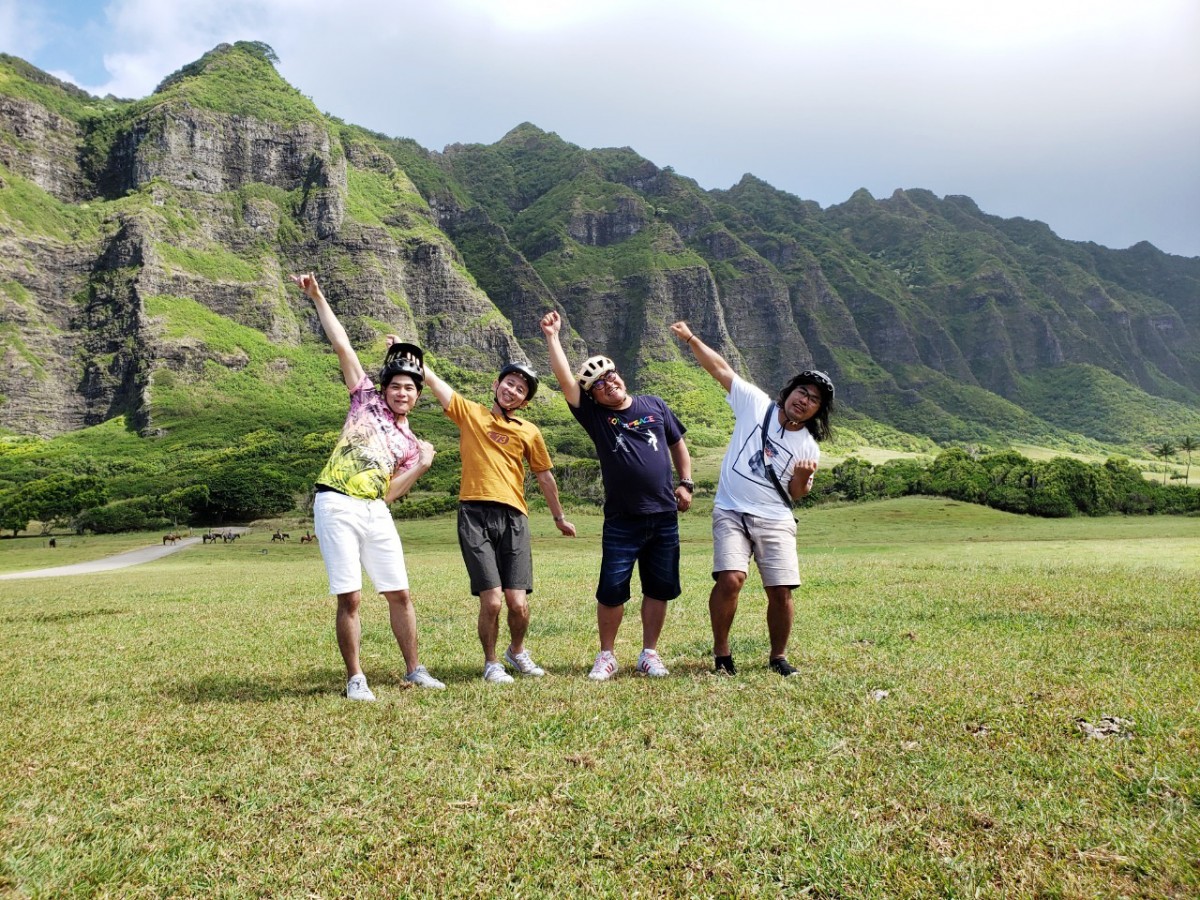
[1,498,1197,897]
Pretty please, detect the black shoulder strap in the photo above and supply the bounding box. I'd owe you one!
[760,404,795,512]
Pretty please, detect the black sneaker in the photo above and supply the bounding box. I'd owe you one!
[769,657,800,678]
[714,655,736,676]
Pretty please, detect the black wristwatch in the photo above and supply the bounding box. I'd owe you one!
[678,479,695,492]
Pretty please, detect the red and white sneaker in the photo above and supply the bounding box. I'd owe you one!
[588,650,618,681]
[637,649,669,677]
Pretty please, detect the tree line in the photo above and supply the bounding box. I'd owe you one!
[824,448,1199,517]
[1,439,1196,537]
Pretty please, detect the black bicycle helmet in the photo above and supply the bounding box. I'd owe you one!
[498,362,539,401]
[379,342,425,390]
[779,369,835,405]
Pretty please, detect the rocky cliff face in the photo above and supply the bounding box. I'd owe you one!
[0,94,90,202]
[0,223,101,435]
[107,109,334,199]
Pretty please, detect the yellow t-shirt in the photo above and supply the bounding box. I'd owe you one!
[445,392,552,515]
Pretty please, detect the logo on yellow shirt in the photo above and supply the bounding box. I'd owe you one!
[488,431,510,445]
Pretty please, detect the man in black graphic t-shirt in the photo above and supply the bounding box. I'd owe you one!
[541,311,693,681]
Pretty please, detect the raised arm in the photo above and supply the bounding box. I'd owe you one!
[534,470,576,537]
[669,322,735,393]
[419,364,454,410]
[292,273,366,391]
[669,437,693,512]
[539,311,581,407]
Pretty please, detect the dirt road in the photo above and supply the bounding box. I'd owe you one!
[0,529,248,580]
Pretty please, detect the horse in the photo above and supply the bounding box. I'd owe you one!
[271,530,290,542]
[300,533,317,544]
[163,533,181,545]
[48,538,56,548]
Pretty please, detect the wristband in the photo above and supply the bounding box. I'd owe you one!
[678,479,695,492]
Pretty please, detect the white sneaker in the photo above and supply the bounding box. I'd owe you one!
[404,665,446,690]
[483,661,514,684]
[345,674,376,701]
[504,646,545,677]
[637,649,669,677]
[588,650,618,682]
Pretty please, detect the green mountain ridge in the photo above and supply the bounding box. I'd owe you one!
[1,41,1197,484]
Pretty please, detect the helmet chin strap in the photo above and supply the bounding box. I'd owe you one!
[778,403,803,430]
[494,390,519,421]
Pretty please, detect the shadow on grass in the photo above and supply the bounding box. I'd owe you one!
[171,667,342,703]
[171,657,744,702]
[2,606,128,624]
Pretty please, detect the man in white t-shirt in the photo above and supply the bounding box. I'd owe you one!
[671,321,835,677]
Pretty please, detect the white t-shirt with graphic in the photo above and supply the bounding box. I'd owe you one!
[714,375,820,521]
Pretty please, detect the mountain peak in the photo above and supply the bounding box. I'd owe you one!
[154,41,279,94]
[146,41,320,127]
[497,122,569,149]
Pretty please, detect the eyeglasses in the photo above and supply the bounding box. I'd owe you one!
[592,373,620,391]
[794,388,821,405]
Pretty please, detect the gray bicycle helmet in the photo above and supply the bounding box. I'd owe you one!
[576,355,616,391]
[379,342,425,390]
[498,362,539,400]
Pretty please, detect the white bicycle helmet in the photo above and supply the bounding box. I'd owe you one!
[576,355,616,391]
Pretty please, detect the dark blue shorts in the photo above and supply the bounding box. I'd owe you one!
[595,512,681,607]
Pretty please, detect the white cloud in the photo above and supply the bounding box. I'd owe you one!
[0,0,52,60]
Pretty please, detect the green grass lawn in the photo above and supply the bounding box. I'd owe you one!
[2,498,1198,897]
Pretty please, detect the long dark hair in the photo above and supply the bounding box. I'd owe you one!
[777,371,835,442]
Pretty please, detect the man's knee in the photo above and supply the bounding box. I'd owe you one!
[383,589,412,608]
[336,591,362,613]
[765,585,794,605]
[714,570,747,593]
[503,590,529,614]
[479,588,504,615]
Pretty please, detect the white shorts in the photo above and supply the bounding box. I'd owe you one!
[314,490,409,595]
[711,507,800,588]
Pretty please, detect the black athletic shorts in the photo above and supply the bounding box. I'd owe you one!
[456,501,534,595]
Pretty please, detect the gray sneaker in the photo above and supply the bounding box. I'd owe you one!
[345,673,376,701]
[504,646,545,677]
[404,665,446,690]
[483,661,514,684]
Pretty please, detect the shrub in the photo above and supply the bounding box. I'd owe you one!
[162,484,211,524]
[533,459,603,506]
[393,495,458,519]
[0,494,32,536]
[76,497,172,534]
[927,449,988,504]
[200,464,297,522]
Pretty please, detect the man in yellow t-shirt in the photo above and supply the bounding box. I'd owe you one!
[421,358,577,683]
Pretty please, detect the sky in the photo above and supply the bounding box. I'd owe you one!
[3,0,1199,257]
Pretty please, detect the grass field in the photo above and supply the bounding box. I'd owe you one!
[2,498,1198,898]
